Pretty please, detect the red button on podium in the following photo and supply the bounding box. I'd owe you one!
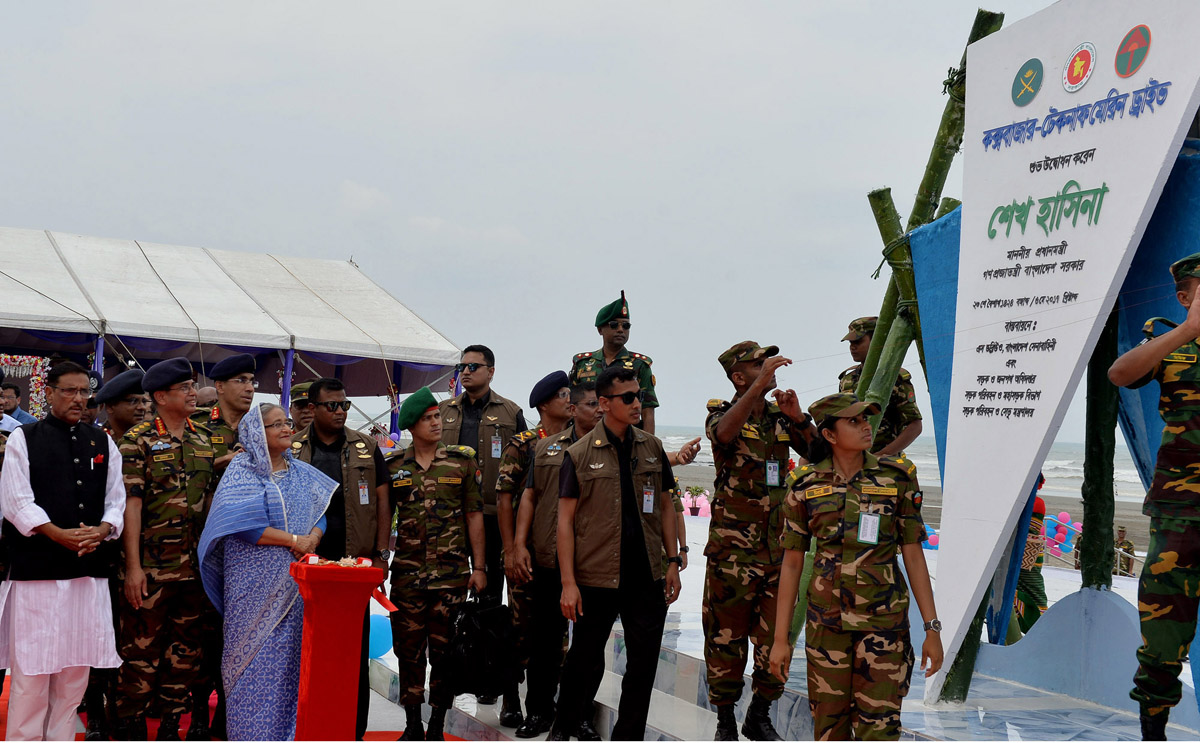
[290,560,386,741]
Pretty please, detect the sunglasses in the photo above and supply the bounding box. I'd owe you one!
[455,362,488,373]
[600,389,645,405]
[606,321,632,330]
[314,400,352,412]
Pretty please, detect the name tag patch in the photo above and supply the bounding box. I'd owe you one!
[438,477,462,485]
[211,436,225,444]
[805,485,834,499]
[153,453,176,462]
[1166,352,1197,363]
[861,486,898,496]
[392,479,412,487]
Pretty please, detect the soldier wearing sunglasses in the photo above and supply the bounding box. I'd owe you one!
[569,290,659,434]
[289,377,391,739]
[438,345,525,619]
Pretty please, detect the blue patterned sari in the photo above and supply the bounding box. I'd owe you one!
[199,406,336,741]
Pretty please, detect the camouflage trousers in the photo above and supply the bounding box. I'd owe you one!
[389,585,468,707]
[805,623,914,741]
[1131,516,1200,716]
[115,579,209,720]
[702,558,783,705]
[507,564,535,683]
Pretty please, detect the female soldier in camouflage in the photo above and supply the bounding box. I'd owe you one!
[767,393,942,740]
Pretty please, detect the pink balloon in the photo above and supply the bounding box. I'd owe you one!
[1056,525,1068,536]
[928,534,940,546]
[1050,533,1064,544]
[1058,511,1072,524]
[1049,544,1062,556]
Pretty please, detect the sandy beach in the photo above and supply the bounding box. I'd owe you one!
[672,463,1152,568]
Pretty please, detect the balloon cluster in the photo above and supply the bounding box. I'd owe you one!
[923,526,939,550]
[1043,510,1082,558]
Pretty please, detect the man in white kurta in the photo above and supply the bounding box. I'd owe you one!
[0,363,124,741]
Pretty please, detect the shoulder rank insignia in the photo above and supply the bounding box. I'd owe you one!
[574,352,592,361]
[128,421,152,437]
[450,444,477,458]
[632,352,652,365]
[706,398,727,410]
[515,430,538,443]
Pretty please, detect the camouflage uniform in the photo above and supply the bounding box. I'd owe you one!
[494,425,546,687]
[1129,318,1200,717]
[569,348,658,410]
[386,443,484,707]
[781,452,925,740]
[115,417,215,721]
[837,366,922,453]
[1115,536,1136,577]
[702,396,809,706]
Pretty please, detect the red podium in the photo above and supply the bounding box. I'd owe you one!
[290,561,386,741]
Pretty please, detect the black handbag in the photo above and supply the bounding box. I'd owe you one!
[446,591,513,698]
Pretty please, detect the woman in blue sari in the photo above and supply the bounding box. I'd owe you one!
[199,403,336,741]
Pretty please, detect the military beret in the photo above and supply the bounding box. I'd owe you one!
[87,370,103,394]
[808,392,880,428]
[94,369,144,405]
[209,353,256,381]
[717,341,779,374]
[396,386,438,431]
[1170,252,1200,282]
[595,290,630,326]
[143,357,194,393]
[289,381,313,402]
[841,317,878,342]
[529,370,570,408]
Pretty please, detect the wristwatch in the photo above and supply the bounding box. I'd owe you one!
[923,619,942,633]
[376,549,392,564]
[679,546,690,554]
[666,556,683,567]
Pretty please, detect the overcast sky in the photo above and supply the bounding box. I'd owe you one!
[0,0,1105,441]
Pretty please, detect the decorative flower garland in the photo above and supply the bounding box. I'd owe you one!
[0,355,50,419]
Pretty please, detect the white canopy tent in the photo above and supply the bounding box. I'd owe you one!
[0,227,460,401]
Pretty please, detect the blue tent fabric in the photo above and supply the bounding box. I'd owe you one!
[908,206,961,483]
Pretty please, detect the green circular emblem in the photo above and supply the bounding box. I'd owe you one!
[1115,25,1151,78]
[1011,58,1043,107]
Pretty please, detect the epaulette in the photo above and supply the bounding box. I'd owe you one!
[1143,317,1177,340]
[631,352,653,365]
[784,464,813,489]
[127,421,152,438]
[706,398,728,412]
[766,402,781,414]
[838,365,859,380]
[897,368,912,381]
[879,454,917,479]
[448,444,477,459]
[573,352,592,362]
[513,429,539,444]
[189,407,211,422]
[382,446,406,462]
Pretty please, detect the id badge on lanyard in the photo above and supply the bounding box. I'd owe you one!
[858,512,880,545]
[491,434,503,459]
[766,460,780,487]
[359,479,370,506]
[642,484,656,513]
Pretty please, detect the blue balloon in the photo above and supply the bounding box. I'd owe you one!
[1060,541,1074,553]
[368,614,392,659]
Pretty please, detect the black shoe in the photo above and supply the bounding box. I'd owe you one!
[547,724,572,741]
[398,704,424,741]
[156,715,182,742]
[85,718,109,741]
[499,690,524,728]
[516,714,554,739]
[1141,713,1167,741]
[575,719,601,741]
[474,693,498,705]
[740,695,782,741]
[714,703,738,741]
[426,706,447,742]
[185,714,210,741]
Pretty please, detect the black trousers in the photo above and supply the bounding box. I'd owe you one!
[555,577,667,741]
[526,565,569,716]
[481,513,504,601]
[356,609,370,740]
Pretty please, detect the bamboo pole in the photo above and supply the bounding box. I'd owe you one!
[1080,309,1119,588]
[936,197,962,219]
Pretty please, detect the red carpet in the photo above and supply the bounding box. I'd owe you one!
[0,677,461,741]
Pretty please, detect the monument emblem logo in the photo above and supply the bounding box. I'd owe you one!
[1062,41,1096,92]
[1115,25,1151,78]
[1011,58,1043,106]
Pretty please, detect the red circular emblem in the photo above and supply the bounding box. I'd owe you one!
[1063,42,1096,92]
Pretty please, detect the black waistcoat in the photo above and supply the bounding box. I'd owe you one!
[3,416,111,581]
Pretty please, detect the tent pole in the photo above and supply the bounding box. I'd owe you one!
[281,347,295,407]
[390,362,403,436]
[92,335,105,376]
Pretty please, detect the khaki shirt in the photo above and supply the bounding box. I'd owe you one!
[439,390,523,515]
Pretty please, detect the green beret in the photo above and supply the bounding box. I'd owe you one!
[397,386,438,430]
[841,316,878,342]
[595,290,630,326]
[1170,252,1200,282]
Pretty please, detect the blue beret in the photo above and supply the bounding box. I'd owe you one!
[87,371,103,395]
[396,387,438,431]
[209,353,255,381]
[529,370,570,408]
[94,369,145,405]
[143,357,194,393]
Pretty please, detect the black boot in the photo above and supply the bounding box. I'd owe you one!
[499,686,525,728]
[83,681,111,741]
[426,706,447,742]
[740,695,782,741]
[115,716,148,742]
[156,714,182,742]
[714,704,738,741]
[398,705,424,741]
[185,702,210,741]
[1141,713,1167,741]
